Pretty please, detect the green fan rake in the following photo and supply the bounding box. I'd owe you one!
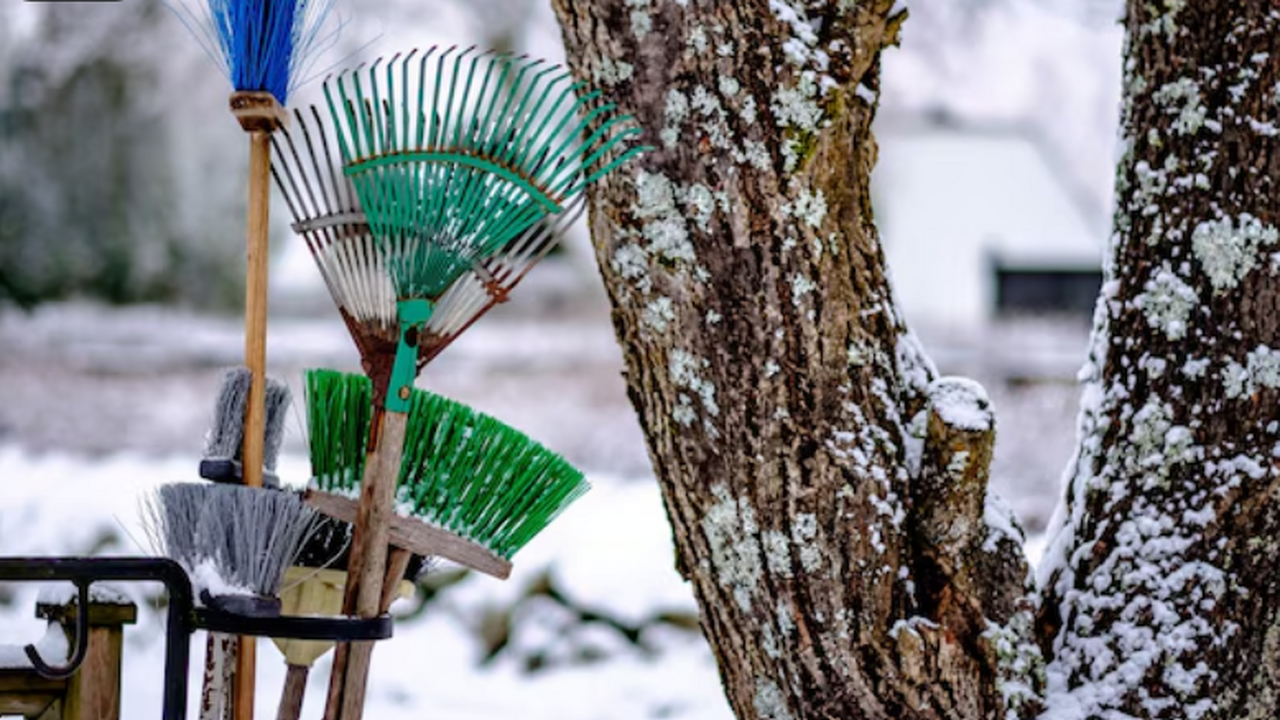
[277,46,644,720]
[270,104,588,376]
[312,46,640,407]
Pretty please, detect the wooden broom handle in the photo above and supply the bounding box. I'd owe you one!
[242,128,271,492]
[230,90,287,720]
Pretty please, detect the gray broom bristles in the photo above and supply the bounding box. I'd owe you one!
[203,367,251,462]
[263,377,291,474]
[144,483,321,603]
[201,367,292,486]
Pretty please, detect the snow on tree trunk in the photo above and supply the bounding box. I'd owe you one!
[552,2,1040,718]
[1038,2,1280,718]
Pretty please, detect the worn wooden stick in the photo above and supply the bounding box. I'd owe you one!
[230,90,289,720]
[322,409,408,720]
[275,665,308,720]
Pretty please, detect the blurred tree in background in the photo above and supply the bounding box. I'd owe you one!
[0,0,242,310]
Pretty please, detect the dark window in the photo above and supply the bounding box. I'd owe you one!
[994,267,1102,316]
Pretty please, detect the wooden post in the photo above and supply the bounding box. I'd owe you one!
[34,595,138,720]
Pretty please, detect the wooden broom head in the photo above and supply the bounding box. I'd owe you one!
[322,46,647,301]
[231,91,289,133]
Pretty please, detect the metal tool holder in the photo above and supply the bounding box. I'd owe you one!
[0,557,394,720]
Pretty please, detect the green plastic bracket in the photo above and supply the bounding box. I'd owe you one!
[387,298,434,413]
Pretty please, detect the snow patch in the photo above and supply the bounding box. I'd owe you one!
[1191,213,1279,293]
[928,377,993,432]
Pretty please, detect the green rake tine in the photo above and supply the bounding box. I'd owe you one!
[486,61,561,173]
[427,47,456,150]
[499,67,575,178]
[352,68,378,162]
[578,132,650,191]
[453,53,513,214]
[529,88,611,192]
[471,53,519,152]
[479,57,550,161]
[439,47,469,151]
[333,69,365,159]
[369,56,388,159]
[452,50,489,153]
[414,49,434,149]
[323,75,356,168]
[546,110,636,195]
[399,49,418,154]
[446,47,482,151]
[374,54,395,156]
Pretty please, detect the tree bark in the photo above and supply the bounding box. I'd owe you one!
[1038,2,1280,718]
[552,2,1038,718]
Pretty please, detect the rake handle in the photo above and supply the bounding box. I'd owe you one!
[323,409,408,720]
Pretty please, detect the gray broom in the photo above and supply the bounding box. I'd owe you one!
[201,367,293,488]
[144,483,321,720]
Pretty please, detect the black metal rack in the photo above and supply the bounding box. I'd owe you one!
[0,557,393,720]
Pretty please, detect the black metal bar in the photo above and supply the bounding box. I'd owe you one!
[24,578,91,679]
[193,607,394,640]
[0,557,194,720]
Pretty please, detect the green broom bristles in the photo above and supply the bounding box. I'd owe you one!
[305,368,373,495]
[305,368,589,559]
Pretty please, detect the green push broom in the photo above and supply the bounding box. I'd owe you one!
[273,47,643,720]
[303,368,589,573]
[166,2,340,716]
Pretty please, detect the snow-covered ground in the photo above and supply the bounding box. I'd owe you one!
[0,282,1077,719]
[0,447,731,720]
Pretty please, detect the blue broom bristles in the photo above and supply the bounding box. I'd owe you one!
[167,0,340,105]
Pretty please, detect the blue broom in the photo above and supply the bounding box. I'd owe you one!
[166,2,340,718]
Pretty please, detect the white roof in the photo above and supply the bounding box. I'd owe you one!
[873,122,1106,325]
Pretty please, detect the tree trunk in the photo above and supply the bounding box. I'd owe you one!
[1038,2,1280,718]
[552,2,1039,718]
